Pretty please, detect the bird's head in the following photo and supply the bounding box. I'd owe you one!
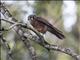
[28,15,36,21]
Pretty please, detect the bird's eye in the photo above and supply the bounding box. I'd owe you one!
[30,17,33,20]
[28,15,36,20]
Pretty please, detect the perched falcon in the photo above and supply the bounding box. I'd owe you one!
[28,15,65,39]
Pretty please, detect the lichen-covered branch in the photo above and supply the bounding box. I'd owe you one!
[45,45,80,60]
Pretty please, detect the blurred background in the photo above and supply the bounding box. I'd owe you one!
[1,0,80,60]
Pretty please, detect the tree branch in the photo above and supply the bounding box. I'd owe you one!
[45,45,80,60]
[14,26,37,60]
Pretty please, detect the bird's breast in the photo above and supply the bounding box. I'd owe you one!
[31,20,47,33]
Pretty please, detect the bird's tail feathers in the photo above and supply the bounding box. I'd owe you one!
[48,27,65,39]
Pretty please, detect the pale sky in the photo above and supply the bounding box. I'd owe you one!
[62,1,77,32]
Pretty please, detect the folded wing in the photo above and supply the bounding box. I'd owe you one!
[35,16,65,39]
